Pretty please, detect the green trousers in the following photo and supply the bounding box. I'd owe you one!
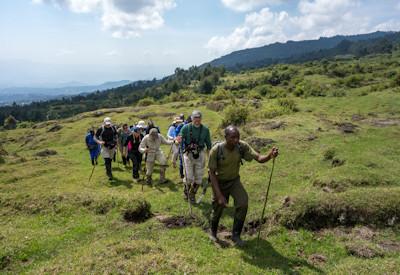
[210,177,248,224]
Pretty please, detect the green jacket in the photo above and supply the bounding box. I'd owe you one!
[179,123,212,150]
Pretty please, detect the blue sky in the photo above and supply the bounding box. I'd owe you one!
[0,0,399,86]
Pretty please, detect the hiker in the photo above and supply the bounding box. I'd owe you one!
[145,120,160,135]
[208,125,279,246]
[167,117,183,168]
[139,128,181,185]
[94,117,118,180]
[117,123,131,167]
[125,126,144,181]
[85,128,100,166]
[175,114,186,182]
[179,110,212,203]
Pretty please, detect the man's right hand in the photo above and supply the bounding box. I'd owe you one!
[99,141,105,145]
[217,194,227,207]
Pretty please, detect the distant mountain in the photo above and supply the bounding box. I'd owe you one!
[207,31,393,71]
[0,80,131,106]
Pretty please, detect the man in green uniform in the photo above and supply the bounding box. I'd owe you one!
[208,125,279,246]
[179,110,212,203]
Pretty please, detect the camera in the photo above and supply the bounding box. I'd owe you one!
[187,142,200,159]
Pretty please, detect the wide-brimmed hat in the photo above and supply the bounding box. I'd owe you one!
[137,120,146,129]
[103,117,112,126]
[173,117,183,124]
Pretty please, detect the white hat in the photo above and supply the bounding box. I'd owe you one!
[137,120,146,129]
[103,117,112,126]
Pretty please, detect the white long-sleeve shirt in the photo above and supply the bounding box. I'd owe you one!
[139,133,173,155]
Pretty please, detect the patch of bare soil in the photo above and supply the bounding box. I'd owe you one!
[156,215,192,228]
[346,243,383,258]
[47,124,63,132]
[245,137,276,152]
[370,118,400,127]
[308,254,327,265]
[249,121,286,130]
[377,240,400,252]
[34,149,58,157]
[335,122,358,134]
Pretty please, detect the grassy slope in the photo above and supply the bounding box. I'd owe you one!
[1,66,400,273]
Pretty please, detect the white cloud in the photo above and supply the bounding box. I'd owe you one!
[207,0,399,56]
[221,0,283,12]
[32,0,176,38]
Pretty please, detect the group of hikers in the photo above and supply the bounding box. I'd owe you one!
[85,110,279,246]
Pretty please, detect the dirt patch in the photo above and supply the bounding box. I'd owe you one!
[249,121,286,131]
[47,124,63,132]
[243,218,267,235]
[377,240,400,252]
[122,199,152,223]
[206,101,225,112]
[308,254,327,265]
[245,137,275,152]
[156,215,192,228]
[336,122,358,134]
[278,188,400,230]
[306,134,318,141]
[0,144,8,156]
[351,114,365,121]
[34,149,58,157]
[137,112,157,119]
[332,158,345,167]
[353,226,376,240]
[370,118,400,127]
[346,243,383,258]
[282,196,293,207]
[0,255,11,270]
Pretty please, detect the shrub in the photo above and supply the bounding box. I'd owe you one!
[323,148,336,160]
[221,104,250,127]
[137,97,155,107]
[277,98,298,112]
[262,106,284,119]
[212,88,231,101]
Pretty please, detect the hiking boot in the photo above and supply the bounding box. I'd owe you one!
[209,219,219,242]
[159,167,167,184]
[232,219,246,247]
[231,234,245,247]
[209,231,219,242]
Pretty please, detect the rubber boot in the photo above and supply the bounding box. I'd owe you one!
[189,183,199,204]
[105,158,113,180]
[232,219,245,247]
[91,159,95,166]
[159,167,167,184]
[209,219,219,242]
[146,175,152,185]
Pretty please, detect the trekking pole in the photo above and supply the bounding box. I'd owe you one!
[166,142,174,165]
[180,147,193,217]
[257,157,276,243]
[88,163,96,183]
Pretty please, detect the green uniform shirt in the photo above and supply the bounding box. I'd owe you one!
[208,141,258,182]
[179,123,212,150]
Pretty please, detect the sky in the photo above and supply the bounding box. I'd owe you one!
[0,0,400,87]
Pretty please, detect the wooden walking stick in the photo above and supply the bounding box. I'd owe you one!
[257,157,276,243]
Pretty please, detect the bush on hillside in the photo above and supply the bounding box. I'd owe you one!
[277,98,299,112]
[137,97,155,107]
[221,104,250,127]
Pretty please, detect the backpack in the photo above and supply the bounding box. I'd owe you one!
[213,141,245,165]
[99,125,117,140]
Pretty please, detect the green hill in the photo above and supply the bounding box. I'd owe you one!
[1,51,400,273]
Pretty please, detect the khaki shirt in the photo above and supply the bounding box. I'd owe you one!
[139,134,173,156]
[208,140,258,182]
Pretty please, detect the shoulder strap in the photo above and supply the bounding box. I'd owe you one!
[216,142,224,161]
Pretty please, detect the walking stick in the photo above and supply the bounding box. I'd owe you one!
[180,147,193,217]
[257,157,276,242]
[88,163,96,183]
